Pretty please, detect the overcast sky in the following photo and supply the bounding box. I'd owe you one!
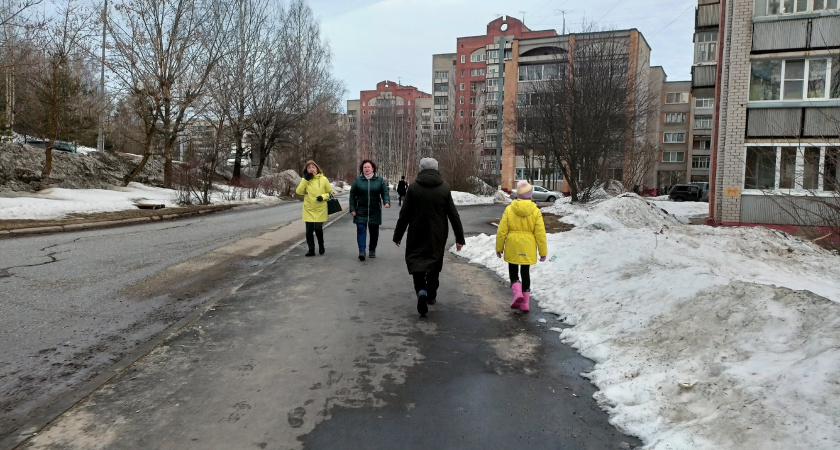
[309,0,699,107]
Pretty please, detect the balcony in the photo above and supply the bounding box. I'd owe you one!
[692,64,716,88]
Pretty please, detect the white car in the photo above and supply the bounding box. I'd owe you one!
[509,185,563,202]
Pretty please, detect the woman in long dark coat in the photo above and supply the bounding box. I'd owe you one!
[349,159,390,261]
[392,157,465,316]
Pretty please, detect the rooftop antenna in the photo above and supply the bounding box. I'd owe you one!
[519,10,526,25]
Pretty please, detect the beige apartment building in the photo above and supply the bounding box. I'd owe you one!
[712,0,840,227]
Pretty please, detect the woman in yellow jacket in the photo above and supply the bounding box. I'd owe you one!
[495,180,548,312]
[296,160,333,256]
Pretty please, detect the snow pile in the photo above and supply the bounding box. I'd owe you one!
[650,199,709,224]
[0,183,281,220]
[454,195,840,449]
[451,190,496,205]
[466,176,497,195]
[544,193,683,231]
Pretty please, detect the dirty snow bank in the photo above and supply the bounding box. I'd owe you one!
[454,194,840,449]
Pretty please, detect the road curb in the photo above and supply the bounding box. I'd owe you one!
[0,206,236,237]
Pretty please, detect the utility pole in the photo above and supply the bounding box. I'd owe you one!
[97,0,107,153]
[495,35,505,180]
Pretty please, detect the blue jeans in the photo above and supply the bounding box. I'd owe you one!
[356,223,379,253]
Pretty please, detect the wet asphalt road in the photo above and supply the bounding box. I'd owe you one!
[12,202,642,449]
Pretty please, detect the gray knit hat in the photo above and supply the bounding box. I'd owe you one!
[419,157,439,171]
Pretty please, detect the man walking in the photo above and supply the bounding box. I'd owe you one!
[393,158,466,316]
[396,175,408,206]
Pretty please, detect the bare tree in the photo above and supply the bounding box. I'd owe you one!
[108,0,229,187]
[0,0,44,138]
[248,0,344,178]
[17,0,100,186]
[366,95,414,181]
[206,0,272,183]
[516,31,659,202]
[430,103,481,193]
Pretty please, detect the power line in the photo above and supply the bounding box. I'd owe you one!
[648,4,695,38]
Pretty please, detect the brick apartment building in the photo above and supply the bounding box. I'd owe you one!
[433,16,665,192]
[346,81,432,181]
[711,0,840,227]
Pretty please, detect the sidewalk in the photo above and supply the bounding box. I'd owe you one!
[17,204,640,450]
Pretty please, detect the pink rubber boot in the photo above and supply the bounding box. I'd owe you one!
[520,291,530,312]
[510,282,524,309]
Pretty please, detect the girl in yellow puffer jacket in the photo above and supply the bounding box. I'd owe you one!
[495,180,548,312]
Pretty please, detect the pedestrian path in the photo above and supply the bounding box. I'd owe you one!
[19,204,641,450]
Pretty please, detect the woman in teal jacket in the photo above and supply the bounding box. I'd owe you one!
[295,160,333,256]
[349,159,390,261]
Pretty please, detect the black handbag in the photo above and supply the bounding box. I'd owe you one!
[326,193,342,214]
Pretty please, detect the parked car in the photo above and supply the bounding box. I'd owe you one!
[691,181,710,202]
[668,184,703,202]
[509,185,563,202]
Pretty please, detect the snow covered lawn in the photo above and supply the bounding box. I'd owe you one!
[453,193,840,449]
[0,183,282,220]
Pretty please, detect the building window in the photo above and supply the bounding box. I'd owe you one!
[692,156,711,169]
[434,70,448,79]
[486,78,498,87]
[663,151,685,163]
[434,97,447,106]
[459,96,464,104]
[471,110,476,117]
[461,55,465,63]
[745,146,840,191]
[665,113,686,123]
[695,97,714,108]
[434,83,449,92]
[666,92,688,104]
[695,115,713,129]
[471,53,486,63]
[461,69,465,77]
[518,64,562,82]
[663,132,686,143]
[696,31,717,63]
[757,0,838,16]
[459,110,464,117]
[750,58,840,101]
[470,97,476,104]
[697,139,712,150]
[460,83,465,91]
[470,68,486,76]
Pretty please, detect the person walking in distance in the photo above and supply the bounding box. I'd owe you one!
[496,180,548,312]
[349,159,391,261]
[295,160,333,257]
[393,157,465,316]
[396,175,408,206]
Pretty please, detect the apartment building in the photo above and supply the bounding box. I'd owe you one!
[433,16,663,192]
[712,0,840,226]
[346,81,432,180]
[658,81,694,193]
[691,1,720,186]
[432,16,556,190]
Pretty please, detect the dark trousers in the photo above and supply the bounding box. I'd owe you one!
[398,194,404,205]
[356,223,379,253]
[412,271,440,300]
[305,221,324,252]
[509,263,531,292]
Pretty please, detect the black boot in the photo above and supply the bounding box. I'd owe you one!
[315,229,325,255]
[305,227,316,257]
